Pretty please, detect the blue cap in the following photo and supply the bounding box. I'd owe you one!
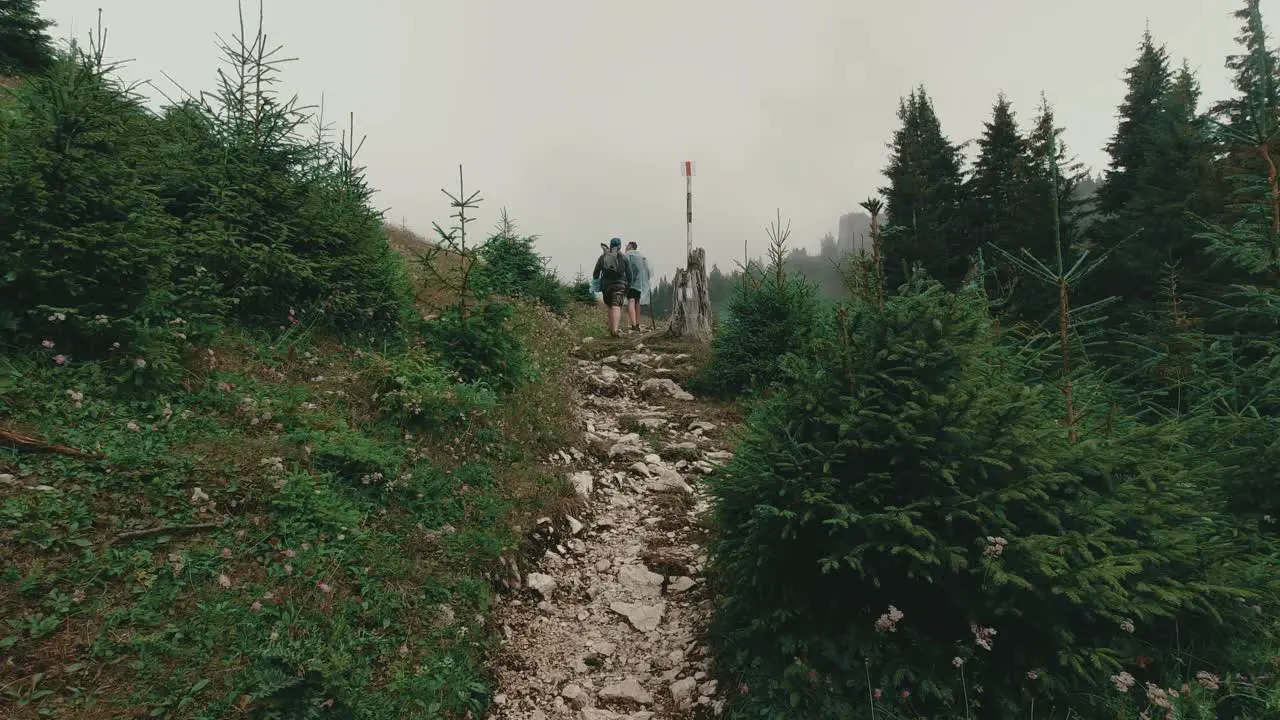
[609,237,622,248]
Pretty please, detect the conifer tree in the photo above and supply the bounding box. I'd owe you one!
[964,95,1033,312]
[0,0,55,76]
[1089,35,1223,325]
[1096,32,1173,219]
[1211,0,1280,136]
[879,86,969,289]
[965,95,1030,255]
[1009,96,1093,324]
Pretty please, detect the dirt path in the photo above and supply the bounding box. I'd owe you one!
[488,334,732,720]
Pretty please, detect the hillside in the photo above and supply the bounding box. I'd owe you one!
[5,0,1280,719]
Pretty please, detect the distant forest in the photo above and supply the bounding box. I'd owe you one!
[650,173,1100,319]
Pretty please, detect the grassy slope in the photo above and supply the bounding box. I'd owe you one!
[0,231,591,718]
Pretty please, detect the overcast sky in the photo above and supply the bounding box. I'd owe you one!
[37,0,1272,281]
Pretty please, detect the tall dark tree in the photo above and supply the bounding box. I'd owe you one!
[1088,36,1223,323]
[879,86,968,288]
[0,0,55,75]
[997,95,1094,325]
[1026,95,1091,259]
[964,95,1032,306]
[1095,32,1174,219]
[1211,0,1280,135]
[965,95,1030,251]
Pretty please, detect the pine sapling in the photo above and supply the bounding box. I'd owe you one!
[420,164,485,322]
[988,134,1120,442]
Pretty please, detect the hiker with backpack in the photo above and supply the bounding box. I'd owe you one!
[593,237,633,338]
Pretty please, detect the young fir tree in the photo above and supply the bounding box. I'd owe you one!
[697,211,820,398]
[707,275,1268,720]
[879,86,969,289]
[0,40,176,359]
[1190,9,1280,526]
[0,0,55,76]
[1010,96,1092,325]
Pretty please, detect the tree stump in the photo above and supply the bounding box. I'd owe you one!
[667,248,712,343]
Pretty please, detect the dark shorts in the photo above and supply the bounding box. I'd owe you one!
[626,288,642,301]
[603,285,628,307]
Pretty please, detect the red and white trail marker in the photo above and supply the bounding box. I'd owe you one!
[681,160,696,177]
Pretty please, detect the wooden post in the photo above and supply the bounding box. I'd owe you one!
[667,247,713,343]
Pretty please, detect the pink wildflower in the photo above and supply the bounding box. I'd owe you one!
[952,657,964,668]
[901,690,910,699]
[134,358,146,369]
[1111,671,1136,693]
[126,421,140,432]
[983,536,1008,557]
[1120,618,1135,634]
[317,581,333,594]
[970,622,997,651]
[217,574,231,589]
[251,601,263,612]
[283,549,297,558]
[283,563,293,575]
[1195,670,1220,691]
[53,354,66,365]
[875,605,904,633]
[1145,683,1172,711]
[42,339,54,349]
[873,689,882,701]
[1026,670,1039,680]
[221,548,232,559]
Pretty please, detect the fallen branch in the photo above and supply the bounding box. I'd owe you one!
[109,521,225,546]
[0,428,103,461]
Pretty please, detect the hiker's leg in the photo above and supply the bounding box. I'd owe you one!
[609,305,622,334]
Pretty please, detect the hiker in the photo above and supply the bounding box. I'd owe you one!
[593,237,632,337]
[624,241,651,332]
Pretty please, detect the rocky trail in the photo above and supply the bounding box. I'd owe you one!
[488,334,734,720]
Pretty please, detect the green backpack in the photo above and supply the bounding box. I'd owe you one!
[600,249,624,283]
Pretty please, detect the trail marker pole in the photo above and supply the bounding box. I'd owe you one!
[681,160,695,300]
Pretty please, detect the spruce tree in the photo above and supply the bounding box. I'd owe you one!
[707,276,1268,719]
[1096,32,1173,220]
[1089,35,1223,326]
[1211,0,1280,136]
[879,86,969,289]
[0,0,55,75]
[1011,96,1093,324]
[965,95,1030,255]
[964,95,1033,313]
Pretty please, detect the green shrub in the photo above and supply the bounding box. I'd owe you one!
[696,263,821,398]
[707,277,1274,719]
[422,302,531,393]
[474,214,570,313]
[370,346,496,428]
[0,51,175,357]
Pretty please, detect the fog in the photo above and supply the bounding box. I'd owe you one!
[38,0,1266,281]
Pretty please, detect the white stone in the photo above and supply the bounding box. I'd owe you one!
[526,573,556,600]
